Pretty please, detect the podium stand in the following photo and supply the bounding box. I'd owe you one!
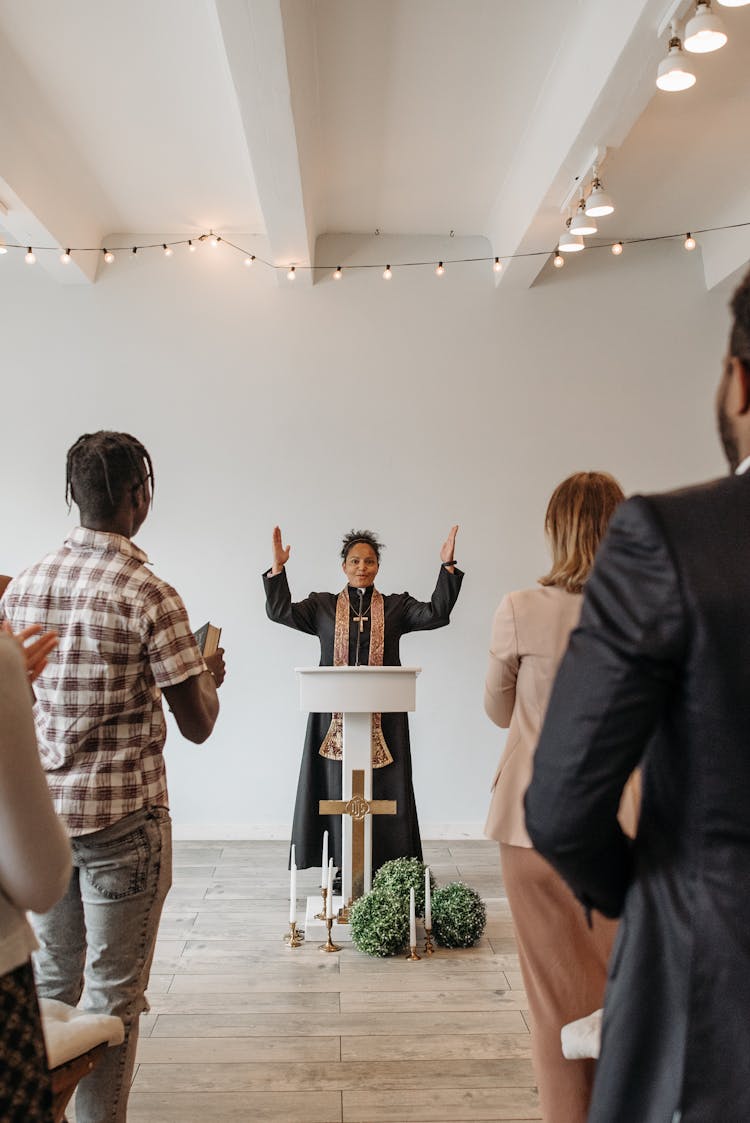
[296,666,420,934]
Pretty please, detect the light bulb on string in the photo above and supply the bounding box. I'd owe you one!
[163,244,173,258]
[611,241,624,256]
[103,249,115,263]
[553,250,565,269]
[60,249,71,264]
[684,233,697,250]
[131,247,138,256]
[435,261,445,276]
[287,266,296,280]
[333,266,342,279]
[244,256,255,268]
[493,257,502,273]
[188,240,196,253]
[209,234,220,248]
[25,247,35,265]
[383,265,392,279]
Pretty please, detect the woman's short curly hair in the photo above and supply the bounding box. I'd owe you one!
[340,529,384,562]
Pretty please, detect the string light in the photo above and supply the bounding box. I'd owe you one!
[684,233,697,250]
[207,234,220,247]
[611,241,624,255]
[25,247,35,264]
[103,249,114,263]
[60,249,71,264]
[287,265,296,280]
[333,266,342,279]
[162,244,173,258]
[383,264,392,279]
[493,257,502,273]
[188,240,196,253]
[244,255,255,267]
[132,247,138,256]
[435,261,445,276]
[553,250,565,268]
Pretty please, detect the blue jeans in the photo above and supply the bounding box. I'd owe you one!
[31,806,172,1123]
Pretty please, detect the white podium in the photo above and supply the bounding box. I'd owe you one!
[296,666,420,931]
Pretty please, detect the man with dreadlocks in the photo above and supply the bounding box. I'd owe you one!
[0,430,225,1123]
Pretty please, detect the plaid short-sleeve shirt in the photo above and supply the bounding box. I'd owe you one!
[0,527,206,835]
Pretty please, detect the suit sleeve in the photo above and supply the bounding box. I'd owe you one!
[484,594,519,728]
[400,566,464,632]
[524,496,686,918]
[263,568,319,635]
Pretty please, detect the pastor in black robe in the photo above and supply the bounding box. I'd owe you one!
[263,565,463,871]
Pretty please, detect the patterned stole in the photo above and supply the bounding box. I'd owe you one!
[319,588,394,768]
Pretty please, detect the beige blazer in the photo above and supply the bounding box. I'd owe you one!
[484,585,582,847]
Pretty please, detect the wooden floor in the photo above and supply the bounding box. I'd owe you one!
[79,840,540,1122]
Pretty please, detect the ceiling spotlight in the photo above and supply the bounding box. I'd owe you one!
[553,250,565,268]
[684,1,727,52]
[716,0,750,6]
[163,244,173,257]
[570,195,598,236]
[103,249,115,263]
[585,169,615,217]
[333,266,342,279]
[25,247,35,264]
[611,241,624,255]
[657,24,697,90]
[383,264,392,279]
[287,265,296,280]
[493,257,502,273]
[684,233,697,250]
[435,261,445,276]
[60,249,71,264]
[559,217,585,253]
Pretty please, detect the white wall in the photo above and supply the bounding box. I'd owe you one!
[0,237,734,840]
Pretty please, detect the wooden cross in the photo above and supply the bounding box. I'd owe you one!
[320,769,397,904]
[352,609,368,634]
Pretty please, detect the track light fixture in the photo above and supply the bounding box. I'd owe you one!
[571,193,598,236]
[656,23,697,90]
[584,168,615,217]
[716,0,750,6]
[684,1,727,51]
[559,217,585,253]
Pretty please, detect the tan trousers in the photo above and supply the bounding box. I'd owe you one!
[500,843,618,1123]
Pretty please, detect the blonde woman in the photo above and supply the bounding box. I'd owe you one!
[484,472,639,1123]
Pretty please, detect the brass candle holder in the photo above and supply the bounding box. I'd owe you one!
[405,943,421,961]
[319,916,342,953]
[315,885,328,921]
[423,927,435,956]
[283,920,304,948]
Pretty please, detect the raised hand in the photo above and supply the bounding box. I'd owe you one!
[2,622,58,682]
[271,526,291,575]
[440,525,459,567]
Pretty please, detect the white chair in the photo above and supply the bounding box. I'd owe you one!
[561,1007,602,1060]
[40,998,124,1123]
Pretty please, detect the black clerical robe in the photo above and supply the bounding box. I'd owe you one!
[264,565,463,871]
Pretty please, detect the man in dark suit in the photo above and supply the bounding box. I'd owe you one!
[524,269,750,1123]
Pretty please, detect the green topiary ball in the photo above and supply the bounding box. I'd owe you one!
[431,882,487,948]
[350,889,409,957]
[372,857,435,916]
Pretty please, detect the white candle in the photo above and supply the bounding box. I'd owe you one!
[321,830,328,889]
[289,844,297,924]
[409,887,417,948]
[326,858,334,918]
[424,867,432,929]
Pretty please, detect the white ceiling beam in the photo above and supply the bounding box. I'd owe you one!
[487,0,672,289]
[0,30,111,284]
[212,0,316,287]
